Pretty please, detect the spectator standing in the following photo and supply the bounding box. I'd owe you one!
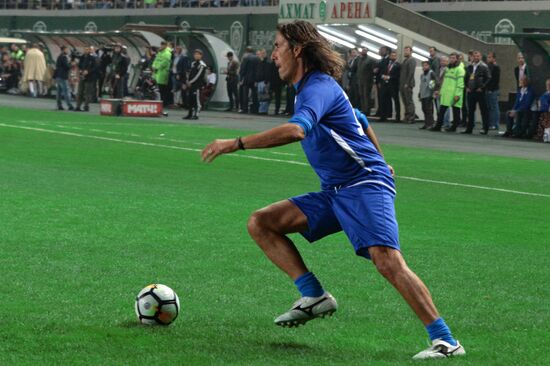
[486,52,501,130]
[434,55,449,127]
[356,48,375,116]
[380,50,400,122]
[110,44,129,98]
[152,41,172,106]
[346,48,360,107]
[53,45,74,111]
[463,50,491,134]
[400,46,416,124]
[284,83,295,116]
[200,66,216,109]
[171,45,188,107]
[224,51,239,111]
[269,59,283,115]
[430,53,464,132]
[536,79,550,141]
[428,47,440,77]
[183,49,206,120]
[514,53,530,88]
[418,60,436,129]
[428,47,440,112]
[460,53,469,127]
[255,49,271,114]
[22,43,47,97]
[97,46,112,99]
[239,46,259,114]
[75,46,98,112]
[10,44,24,63]
[374,46,390,117]
[503,76,535,138]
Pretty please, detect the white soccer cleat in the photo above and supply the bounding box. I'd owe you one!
[412,339,466,360]
[274,292,337,328]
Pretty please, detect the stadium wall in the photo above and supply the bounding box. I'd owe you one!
[0,11,278,57]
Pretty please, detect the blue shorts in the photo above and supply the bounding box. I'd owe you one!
[289,183,400,259]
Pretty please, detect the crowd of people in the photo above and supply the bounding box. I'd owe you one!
[2,40,549,141]
[0,0,276,10]
[341,46,550,141]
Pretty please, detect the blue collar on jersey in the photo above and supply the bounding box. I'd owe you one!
[293,70,315,95]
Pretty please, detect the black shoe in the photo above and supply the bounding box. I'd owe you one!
[479,130,488,135]
[191,115,198,120]
[460,130,472,134]
[162,112,168,117]
[429,126,441,132]
[57,106,64,111]
[74,108,83,112]
[502,131,512,137]
[444,127,456,132]
[83,106,89,112]
[183,115,192,120]
[68,106,75,111]
[419,125,428,130]
[379,117,387,122]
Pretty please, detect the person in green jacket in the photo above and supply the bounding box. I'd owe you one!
[152,41,172,106]
[430,52,465,132]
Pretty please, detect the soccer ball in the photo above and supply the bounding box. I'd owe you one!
[135,284,180,325]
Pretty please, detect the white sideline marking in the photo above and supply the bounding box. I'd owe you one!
[2,122,548,198]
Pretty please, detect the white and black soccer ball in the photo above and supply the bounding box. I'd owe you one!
[135,284,180,325]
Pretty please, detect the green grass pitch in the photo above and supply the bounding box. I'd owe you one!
[0,106,548,365]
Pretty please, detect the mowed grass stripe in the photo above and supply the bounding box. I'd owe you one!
[2,121,549,199]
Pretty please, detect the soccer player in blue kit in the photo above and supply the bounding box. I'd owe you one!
[202,21,465,360]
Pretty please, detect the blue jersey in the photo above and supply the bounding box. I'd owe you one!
[289,71,395,194]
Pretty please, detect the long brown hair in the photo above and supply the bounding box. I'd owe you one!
[277,21,345,80]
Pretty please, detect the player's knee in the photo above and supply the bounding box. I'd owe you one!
[247,210,270,239]
[371,248,405,280]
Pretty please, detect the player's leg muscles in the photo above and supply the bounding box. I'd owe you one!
[368,246,439,325]
[247,200,309,279]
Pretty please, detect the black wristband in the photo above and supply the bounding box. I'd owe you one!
[237,136,245,150]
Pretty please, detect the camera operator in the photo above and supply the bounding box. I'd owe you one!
[110,44,129,98]
[97,45,113,99]
[75,46,99,112]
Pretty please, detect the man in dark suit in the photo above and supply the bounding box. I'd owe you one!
[346,48,360,108]
[463,50,491,134]
[75,46,99,112]
[239,46,259,113]
[54,45,74,111]
[374,46,390,117]
[356,48,375,115]
[380,50,400,122]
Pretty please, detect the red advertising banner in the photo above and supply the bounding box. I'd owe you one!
[122,100,163,117]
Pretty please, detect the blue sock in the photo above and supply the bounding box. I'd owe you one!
[426,318,457,346]
[294,272,324,297]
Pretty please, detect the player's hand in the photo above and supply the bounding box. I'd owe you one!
[202,139,239,163]
[388,164,395,177]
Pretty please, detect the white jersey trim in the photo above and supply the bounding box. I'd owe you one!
[347,179,397,195]
[329,129,372,173]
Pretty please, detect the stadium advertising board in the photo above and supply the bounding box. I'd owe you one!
[100,99,121,116]
[122,100,164,117]
[279,0,376,24]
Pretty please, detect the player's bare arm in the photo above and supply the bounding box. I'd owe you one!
[201,123,304,163]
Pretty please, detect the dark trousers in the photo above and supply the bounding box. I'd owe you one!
[112,76,125,99]
[272,83,282,114]
[421,97,434,127]
[241,82,257,113]
[226,78,239,110]
[358,82,373,115]
[159,84,171,106]
[436,104,461,129]
[76,80,96,109]
[380,83,400,120]
[466,91,489,132]
[506,110,532,137]
[186,87,201,117]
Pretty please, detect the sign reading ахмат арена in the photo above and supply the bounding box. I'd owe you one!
[279,0,377,24]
